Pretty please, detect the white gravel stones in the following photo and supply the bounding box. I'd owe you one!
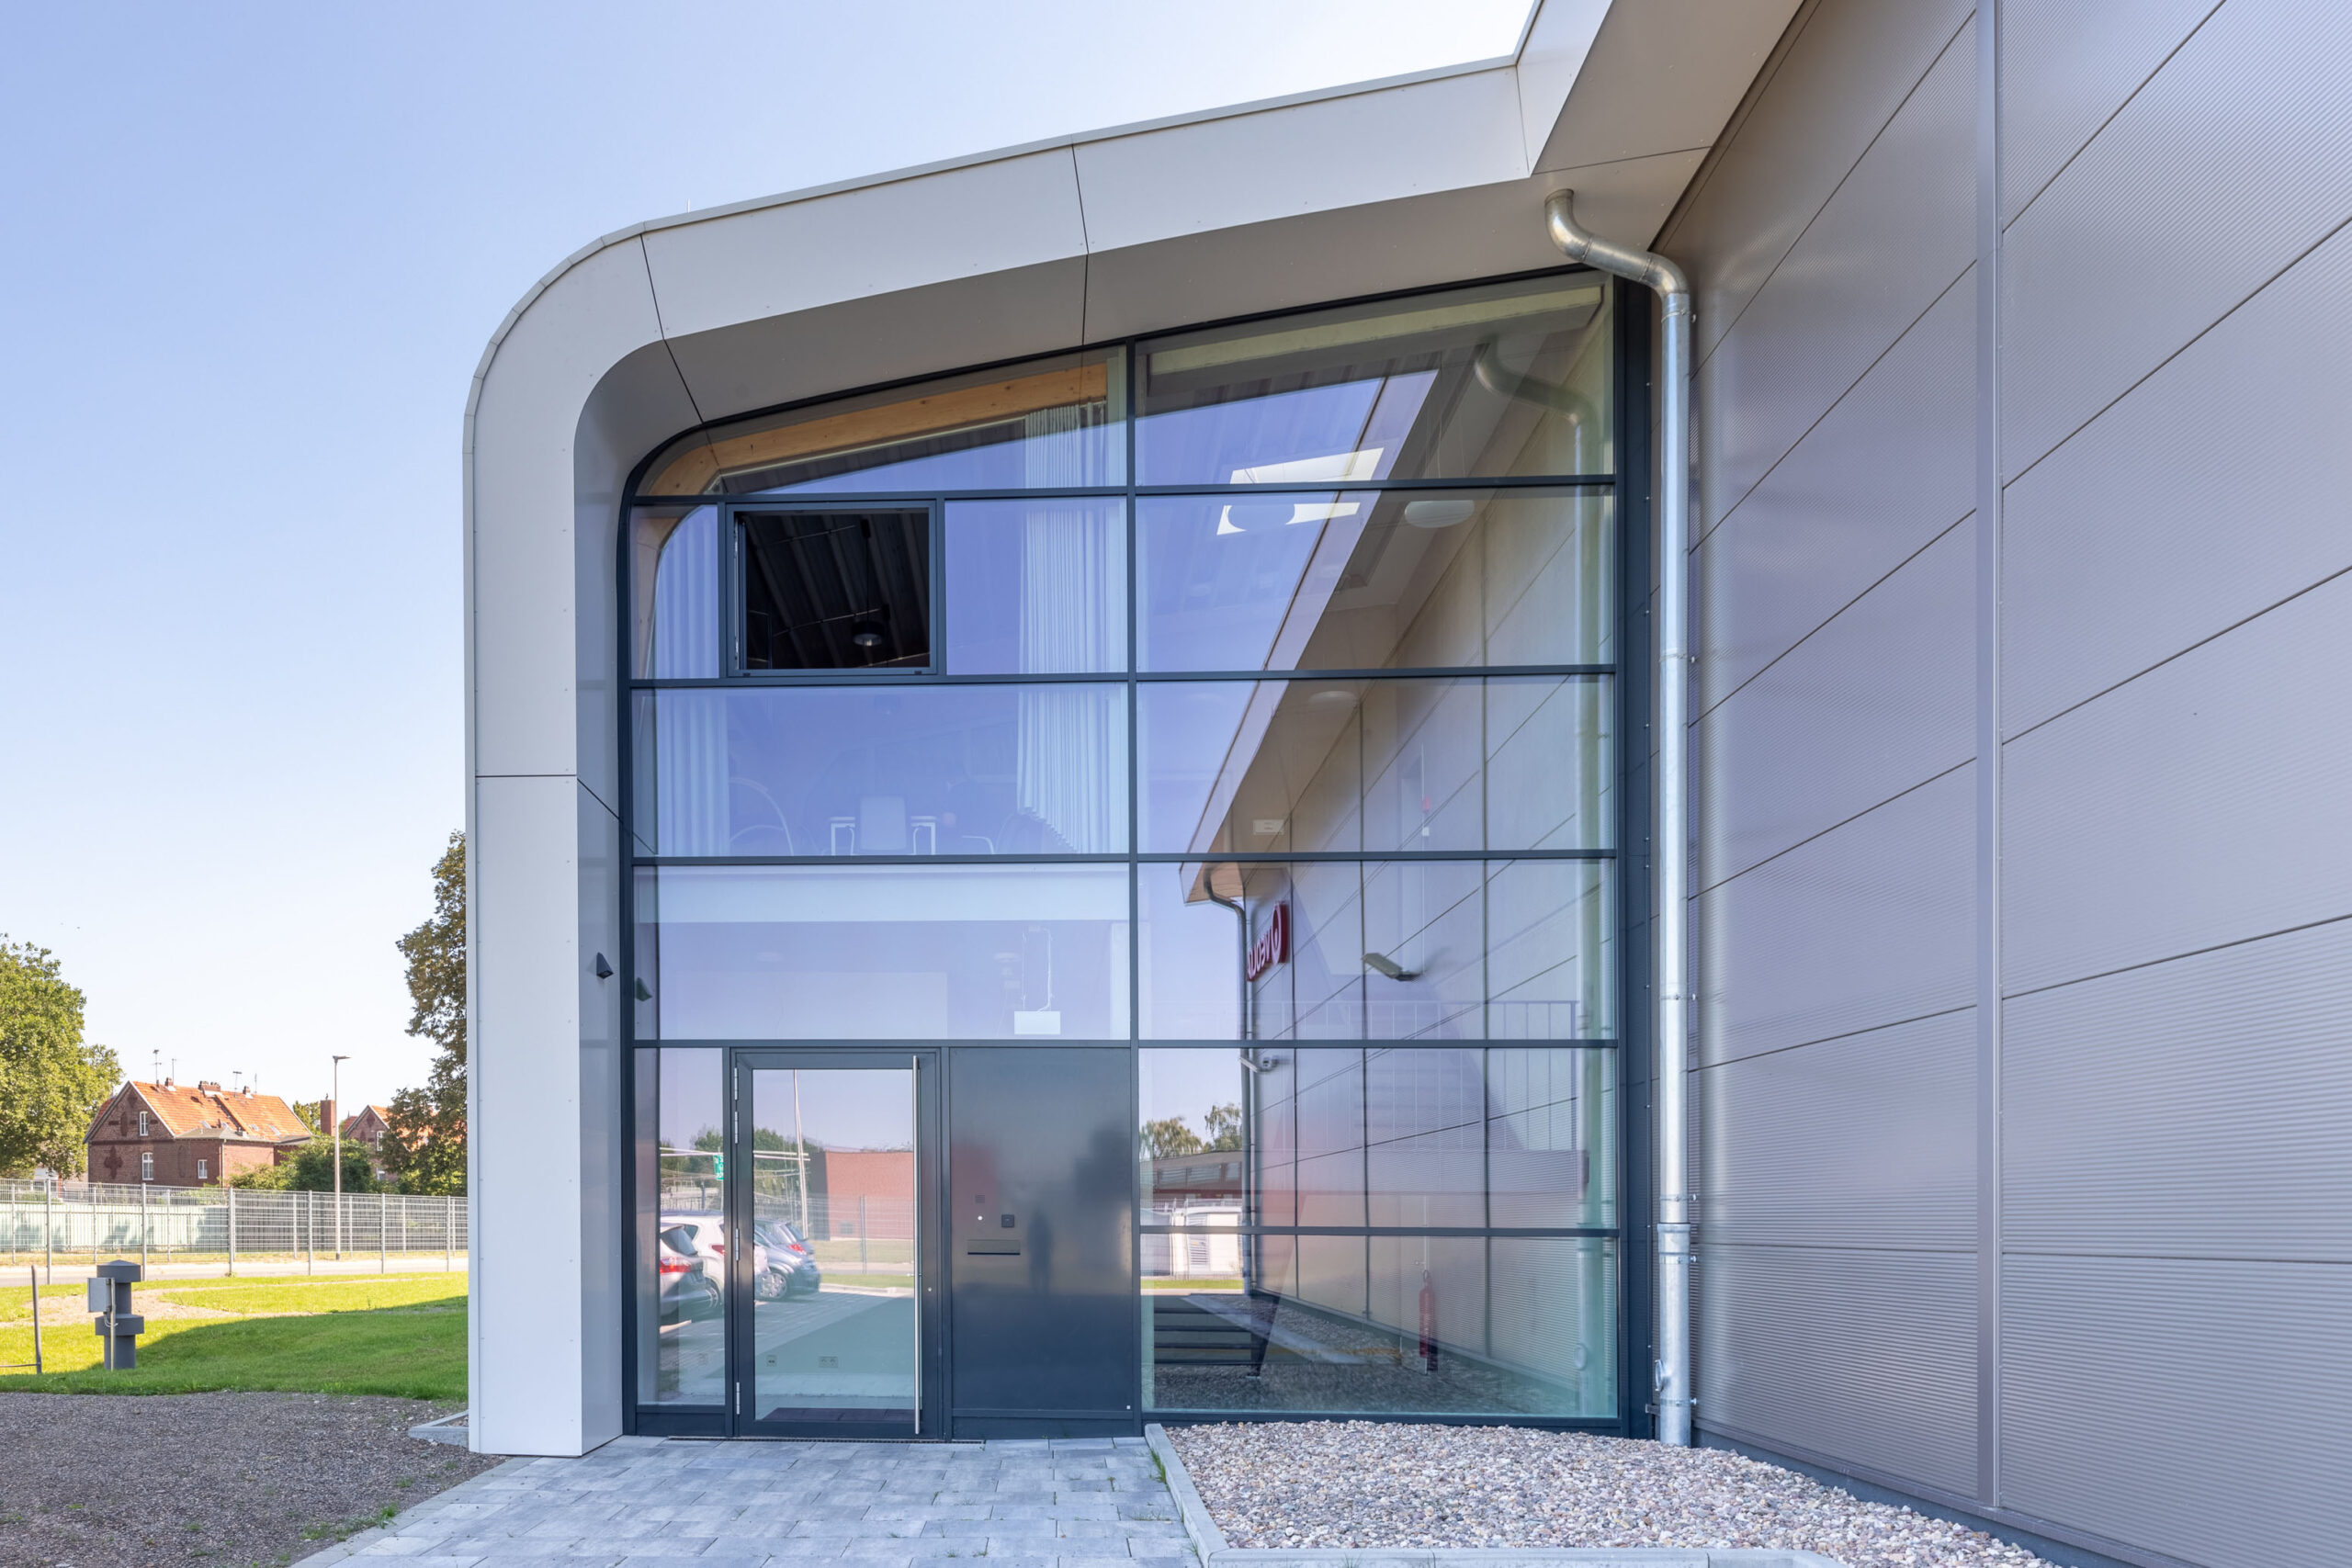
[1166,1421,2046,1568]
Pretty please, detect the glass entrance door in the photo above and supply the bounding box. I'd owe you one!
[731,1051,937,1437]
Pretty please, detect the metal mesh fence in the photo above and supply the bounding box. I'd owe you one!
[0,1179,466,1272]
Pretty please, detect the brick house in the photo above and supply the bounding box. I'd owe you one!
[85,1079,312,1187]
[336,1101,395,1178]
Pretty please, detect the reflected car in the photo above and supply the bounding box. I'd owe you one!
[662,1211,773,1294]
[656,1224,720,1321]
[752,1220,823,1299]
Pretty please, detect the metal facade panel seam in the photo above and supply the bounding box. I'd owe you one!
[2000,570,2352,997]
[1998,0,2352,480]
[1699,19,1975,529]
[2004,917,2352,1262]
[1699,1009,1975,1251]
[1700,1241,1977,1499]
[1696,271,1973,705]
[1697,517,1973,886]
[1996,0,2219,228]
[1665,0,1973,365]
[1999,1255,2352,1567]
[2000,220,2352,738]
[1696,765,1973,1068]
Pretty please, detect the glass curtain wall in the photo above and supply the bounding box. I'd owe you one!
[624,270,1624,1424]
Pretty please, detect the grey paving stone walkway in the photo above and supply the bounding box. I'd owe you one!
[317,1435,1200,1568]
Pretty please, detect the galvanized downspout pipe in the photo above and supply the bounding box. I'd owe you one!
[1544,189,1695,1447]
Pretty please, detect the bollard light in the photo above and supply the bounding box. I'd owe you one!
[90,1259,145,1370]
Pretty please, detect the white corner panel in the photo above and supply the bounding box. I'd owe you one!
[1697,765,1973,1066]
[1514,0,1615,165]
[1074,69,1529,256]
[642,150,1087,346]
[1699,274,1973,704]
[2002,221,2352,737]
[1534,0,1800,175]
[1699,517,1973,886]
[1999,0,2352,479]
[470,240,679,780]
[2002,570,2352,997]
[470,772,593,1455]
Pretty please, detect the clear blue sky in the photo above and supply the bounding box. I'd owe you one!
[0,2,1531,1114]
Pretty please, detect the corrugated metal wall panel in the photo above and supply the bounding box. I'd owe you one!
[1999,0,2352,479]
[2001,570,2352,996]
[1701,1242,1977,1496]
[2007,917,2352,1261]
[1670,0,1974,373]
[2000,1255,2352,1568]
[1996,0,2219,227]
[1697,765,1973,1066]
[1696,275,1973,711]
[2001,221,2352,737]
[1702,20,1976,525]
[1697,519,1973,884]
[1701,1010,1974,1249]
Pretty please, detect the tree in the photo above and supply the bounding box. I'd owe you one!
[232,1136,378,1192]
[382,832,468,1194]
[1141,1117,1204,1159]
[0,937,119,1179]
[1202,1101,1243,1152]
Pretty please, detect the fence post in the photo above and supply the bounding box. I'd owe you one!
[307,1189,315,1274]
[43,1185,52,1284]
[379,1190,388,1273]
[444,1194,453,1272]
[226,1184,236,1278]
[140,1181,149,1274]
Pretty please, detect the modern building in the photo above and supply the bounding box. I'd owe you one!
[465,4,2352,1565]
[85,1079,311,1187]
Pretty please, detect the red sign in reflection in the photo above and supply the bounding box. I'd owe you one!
[1245,902,1289,982]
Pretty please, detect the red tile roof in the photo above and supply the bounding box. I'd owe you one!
[87,1081,313,1146]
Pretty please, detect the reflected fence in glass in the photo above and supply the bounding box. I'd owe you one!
[632,1047,727,1408]
[639,864,1132,1040]
[1138,676,1611,857]
[634,684,1130,857]
[1136,489,1612,675]
[1139,860,1613,1042]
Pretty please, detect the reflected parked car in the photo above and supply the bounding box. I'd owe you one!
[656,1224,720,1322]
[752,1220,823,1299]
[662,1211,771,1294]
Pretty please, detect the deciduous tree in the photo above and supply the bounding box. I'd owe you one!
[383,833,468,1195]
[0,937,119,1178]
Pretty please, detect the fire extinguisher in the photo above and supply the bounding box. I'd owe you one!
[1418,1266,1439,1370]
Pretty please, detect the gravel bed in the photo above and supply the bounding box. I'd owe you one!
[0,1392,501,1568]
[1168,1421,2047,1568]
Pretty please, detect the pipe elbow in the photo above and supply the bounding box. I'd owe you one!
[1544,189,1690,305]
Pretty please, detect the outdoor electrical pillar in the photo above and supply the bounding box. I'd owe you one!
[90,1259,144,1370]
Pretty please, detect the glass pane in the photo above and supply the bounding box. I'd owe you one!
[1144,1234,1615,1416]
[641,349,1125,496]
[1137,676,1611,855]
[635,684,1129,856]
[632,1048,726,1406]
[1136,490,1610,671]
[749,1066,917,1427]
[632,506,719,678]
[644,864,1131,1039]
[1138,1046,1616,1232]
[741,509,931,671]
[1136,276,1611,486]
[944,499,1126,673]
[1139,861,1613,1041]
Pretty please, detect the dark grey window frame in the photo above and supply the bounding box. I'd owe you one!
[615,265,1655,1439]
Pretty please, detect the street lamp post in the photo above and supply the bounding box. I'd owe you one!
[331,1055,350,1260]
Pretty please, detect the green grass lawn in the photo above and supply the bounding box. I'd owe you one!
[0,1272,466,1399]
